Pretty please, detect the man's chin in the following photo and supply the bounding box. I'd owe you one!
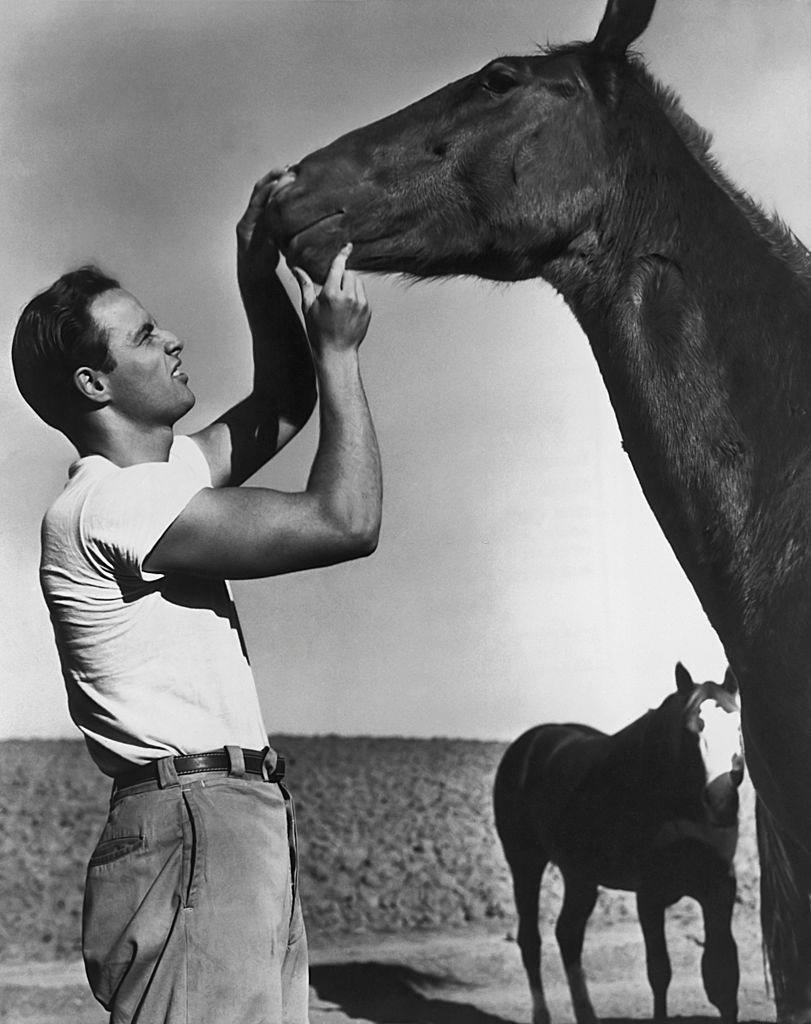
[174,390,196,420]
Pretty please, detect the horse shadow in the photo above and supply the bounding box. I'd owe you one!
[310,962,764,1024]
[310,961,511,1024]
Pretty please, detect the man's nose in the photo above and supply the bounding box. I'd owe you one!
[161,330,183,353]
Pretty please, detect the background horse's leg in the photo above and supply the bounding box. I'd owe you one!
[507,848,551,1024]
[636,890,671,1022]
[693,867,739,1024]
[757,799,811,1023]
[555,877,599,1024]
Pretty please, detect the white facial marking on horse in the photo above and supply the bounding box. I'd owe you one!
[698,699,742,785]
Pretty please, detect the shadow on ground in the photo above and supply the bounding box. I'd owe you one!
[310,962,513,1024]
[310,962,766,1024]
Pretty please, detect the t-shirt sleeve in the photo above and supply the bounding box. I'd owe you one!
[80,436,212,582]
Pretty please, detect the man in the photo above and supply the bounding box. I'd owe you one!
[11,169,382,1024]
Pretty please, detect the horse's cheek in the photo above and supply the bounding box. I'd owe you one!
[513,126,603,228]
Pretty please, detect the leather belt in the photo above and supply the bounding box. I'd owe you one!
[114,747,285,793]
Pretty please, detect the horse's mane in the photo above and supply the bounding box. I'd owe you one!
[631,58,811,280]
[542,42,811,282]
[608,693,701,792]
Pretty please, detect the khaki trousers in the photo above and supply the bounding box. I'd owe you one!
[83,752,308,1024]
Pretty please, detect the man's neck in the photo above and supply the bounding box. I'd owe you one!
[75,419,175,468]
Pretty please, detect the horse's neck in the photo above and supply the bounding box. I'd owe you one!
[550,186,811,654]
[606,709,679,798]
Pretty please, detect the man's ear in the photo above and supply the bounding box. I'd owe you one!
[73,366,111,405]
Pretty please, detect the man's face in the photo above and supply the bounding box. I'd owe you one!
[88,289,195,427]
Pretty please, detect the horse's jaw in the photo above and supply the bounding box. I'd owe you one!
[268,189,553,285]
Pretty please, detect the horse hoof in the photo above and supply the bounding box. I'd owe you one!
[572,1003,598,1024]
[531,999,552,1024]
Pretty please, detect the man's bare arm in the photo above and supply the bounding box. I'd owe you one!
[145,246,382,580]
[192,171,317,487]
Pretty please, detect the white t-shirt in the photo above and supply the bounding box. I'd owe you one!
[40,435,269,776]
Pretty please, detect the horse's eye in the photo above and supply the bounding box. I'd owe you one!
[481,65,519,95]
[547,78,578,100]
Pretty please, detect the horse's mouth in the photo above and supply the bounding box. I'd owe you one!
[289,211,345,247]
[269,193,404,280]
[269,203,347,268]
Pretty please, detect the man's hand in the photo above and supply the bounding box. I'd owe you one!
[236,169,288,279]
[190,168,317,487]
[148,243,380,580]
[292,244,371,357]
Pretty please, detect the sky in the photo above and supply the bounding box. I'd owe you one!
[1,0,809,743]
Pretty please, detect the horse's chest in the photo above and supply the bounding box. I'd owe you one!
[550,810,735,893]
[651,817,739,864]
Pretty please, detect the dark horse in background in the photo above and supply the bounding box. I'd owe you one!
[268,0,811,1016]
[494,663,744,1024]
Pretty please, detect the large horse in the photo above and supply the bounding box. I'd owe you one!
[267,0,811,1017]
[494,662,744,1024]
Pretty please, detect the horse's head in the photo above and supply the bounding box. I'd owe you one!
[267,0,661,285]
[674,661,745,827]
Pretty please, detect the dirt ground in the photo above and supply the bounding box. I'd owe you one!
[0,738,776,1023]
[0,919,776,1024]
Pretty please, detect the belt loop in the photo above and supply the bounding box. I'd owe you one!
[225,745,246,778]
[261,745,278,781]
[156,755,181,789]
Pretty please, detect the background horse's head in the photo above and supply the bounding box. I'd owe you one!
[268,0,669,287]
[668,661,744,827]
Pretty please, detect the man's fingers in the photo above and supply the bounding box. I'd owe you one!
[246,167,290,212]
[268,168,296,200]
[252,167,285,195]
[237,167,291,250]
[323,243,353,293]
[352,273,367,305]
[292,267,317,311]
[344,269,366,306]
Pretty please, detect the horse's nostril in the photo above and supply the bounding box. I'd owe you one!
[431,143,447,159]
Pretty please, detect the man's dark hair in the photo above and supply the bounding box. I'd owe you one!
[11,265,120,430]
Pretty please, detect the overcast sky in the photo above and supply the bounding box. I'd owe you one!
[2,0,809,743]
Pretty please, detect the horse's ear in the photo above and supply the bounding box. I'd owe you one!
[722,665,739,694]
[674,661,694,695]
[591,0,656,58]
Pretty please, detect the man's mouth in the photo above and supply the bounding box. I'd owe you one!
[171,363,188,383]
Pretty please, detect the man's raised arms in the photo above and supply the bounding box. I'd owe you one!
[144,245,382,580]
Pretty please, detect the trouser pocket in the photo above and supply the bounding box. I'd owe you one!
[82,788,185,1015]
[88,832,146,868]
